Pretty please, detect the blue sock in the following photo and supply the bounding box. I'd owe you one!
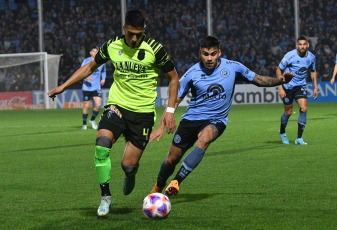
[83,113,88,125]
[90,110,99,121]
[157,161,176,188]
[297,111,307,138]
[280,113,290,134]
[174,147,205,184]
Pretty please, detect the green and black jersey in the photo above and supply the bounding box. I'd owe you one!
[95,35,175,113]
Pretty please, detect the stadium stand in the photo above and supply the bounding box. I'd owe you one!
[0,0,336,90]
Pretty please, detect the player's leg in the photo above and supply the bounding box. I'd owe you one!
[89,96,102,129]
[151,145,186,193]
[166,121,225,196]
[95,106,125,216]
[295,98,308,145]
[121,142,144,195]
[279,88,294,144]
[121,108,154,195]
[95,129,115,216]
[172,122,224,187]
[82,100,91,130]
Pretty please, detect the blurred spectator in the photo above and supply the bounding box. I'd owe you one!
[0,0,336,90]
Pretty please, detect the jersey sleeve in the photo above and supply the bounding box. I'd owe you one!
[95,40,112,65]
[177,70,193,99]
[310,55,316,72]
[278,54,289,71]
[235,62,256,82]
[153,44,175,73]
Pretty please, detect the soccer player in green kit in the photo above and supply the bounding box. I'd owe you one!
[48,10,179,216]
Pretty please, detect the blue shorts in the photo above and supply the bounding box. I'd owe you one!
[282,86,307,105]
[172,119,226,150]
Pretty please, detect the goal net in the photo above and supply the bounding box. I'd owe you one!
[0,52,61,109]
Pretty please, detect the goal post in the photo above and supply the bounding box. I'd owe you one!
[0,52,61,109]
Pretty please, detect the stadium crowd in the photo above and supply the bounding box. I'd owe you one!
[0,0,336,91]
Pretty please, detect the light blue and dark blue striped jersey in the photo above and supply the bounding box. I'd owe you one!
[335,54,337,63]
[81,57,106,91]
[178,58,256,125]
[278,49,316,89]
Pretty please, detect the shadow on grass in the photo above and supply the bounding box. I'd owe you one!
[79,206,135,218]
[1,128,92,137]
[1,143,94,154]
[169,193,222,204]
[207,144,283,156]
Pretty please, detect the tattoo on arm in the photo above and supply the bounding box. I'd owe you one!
[252,74,282,87]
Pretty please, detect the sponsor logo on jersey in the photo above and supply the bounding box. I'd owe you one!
[115,61,147,73]
[296,67,307,75]
[220,69,230,78]
[202,83,226,101]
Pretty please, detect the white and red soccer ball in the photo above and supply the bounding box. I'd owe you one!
[142,193,171,219]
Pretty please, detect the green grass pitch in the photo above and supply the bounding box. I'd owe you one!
[0,102,336,229]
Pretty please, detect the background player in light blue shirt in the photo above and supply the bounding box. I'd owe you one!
[276,35,318,145]
[150,36,294,196]
[331,54,337,84]
[81,46,106,130]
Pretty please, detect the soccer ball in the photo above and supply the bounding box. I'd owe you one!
[142,193,171,219]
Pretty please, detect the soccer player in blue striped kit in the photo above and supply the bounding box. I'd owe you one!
[81,46,106,130]
[150,36,294,196]
[277,35,318,145]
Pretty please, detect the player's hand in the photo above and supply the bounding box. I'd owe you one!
[100,80,105,86]
[149,127,164,143]
[279,87,286,98]
[330,78,335,84]
[163,112,176,134]
[47,86,65,101]
[313,88,318,100]
[282,72,295,83]
[87,76,94,81]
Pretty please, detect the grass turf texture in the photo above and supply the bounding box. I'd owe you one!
[0,102,336,229]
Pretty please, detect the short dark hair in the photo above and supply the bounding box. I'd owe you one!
[125,9,145,27]
[90,46,98,51]
[297,35,308,42]
[200,36,220,49]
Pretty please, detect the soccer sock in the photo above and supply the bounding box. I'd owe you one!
[174,147,205,184]
[297,111,307,138]
[90,110,99,121]
[280,113,290,134]
[157,161,176,188]
[83,113,88,125]
[100,183,111,196]
[95,146,111,185]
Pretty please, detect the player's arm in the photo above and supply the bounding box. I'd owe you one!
[149,97,182,143]
[311,70,318,100]
[276,67,286,98]
[100,64,107,86]
[48,60,101,100]
[252,72,294,87]
[162,69,179,134]
[331,63,337,84]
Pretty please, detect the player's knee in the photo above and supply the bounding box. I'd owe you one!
[96,136,112,149]
[121,163,139,176]
[300,107,307,113]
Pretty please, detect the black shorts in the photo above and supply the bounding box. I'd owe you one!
[282,86,307,105]
[83,90,102,101]
[172,119,226,150]
[98,104,154,150]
